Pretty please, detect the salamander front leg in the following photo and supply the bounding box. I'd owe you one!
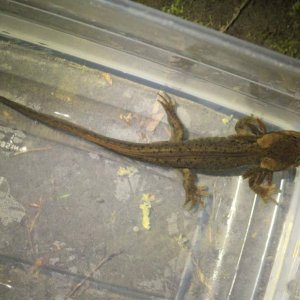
[157,91,186,142]
[158,92,208,209]
[243,168,278,204]
[235,116,267,137]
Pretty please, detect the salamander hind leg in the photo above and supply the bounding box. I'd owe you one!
[182,168,208,209]
[157,91,186,142]
[243,168,279,204]
[235,116,267,137]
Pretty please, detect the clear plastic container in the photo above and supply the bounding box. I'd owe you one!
[0,1,299,299]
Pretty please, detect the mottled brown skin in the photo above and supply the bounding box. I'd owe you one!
[1,93,299,208]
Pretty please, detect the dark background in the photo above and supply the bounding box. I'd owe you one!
[132,0,300,59]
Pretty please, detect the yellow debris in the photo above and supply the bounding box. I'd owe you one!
[117,166,138,177]
[101,72,113,85]
[222,114,234,125]
[139,193,155,230]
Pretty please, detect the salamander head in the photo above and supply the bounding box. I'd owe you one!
[257,131,300,171]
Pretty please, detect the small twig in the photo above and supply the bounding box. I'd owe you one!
[220,0,252,32]
[192,258,212,293]
[67,251,123,299]
[26,197,43,254]
[28,197,43,233]
[14,146,52,156]
[26,223,35,254]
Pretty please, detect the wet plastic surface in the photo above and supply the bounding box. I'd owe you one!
[0,1,300,299]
